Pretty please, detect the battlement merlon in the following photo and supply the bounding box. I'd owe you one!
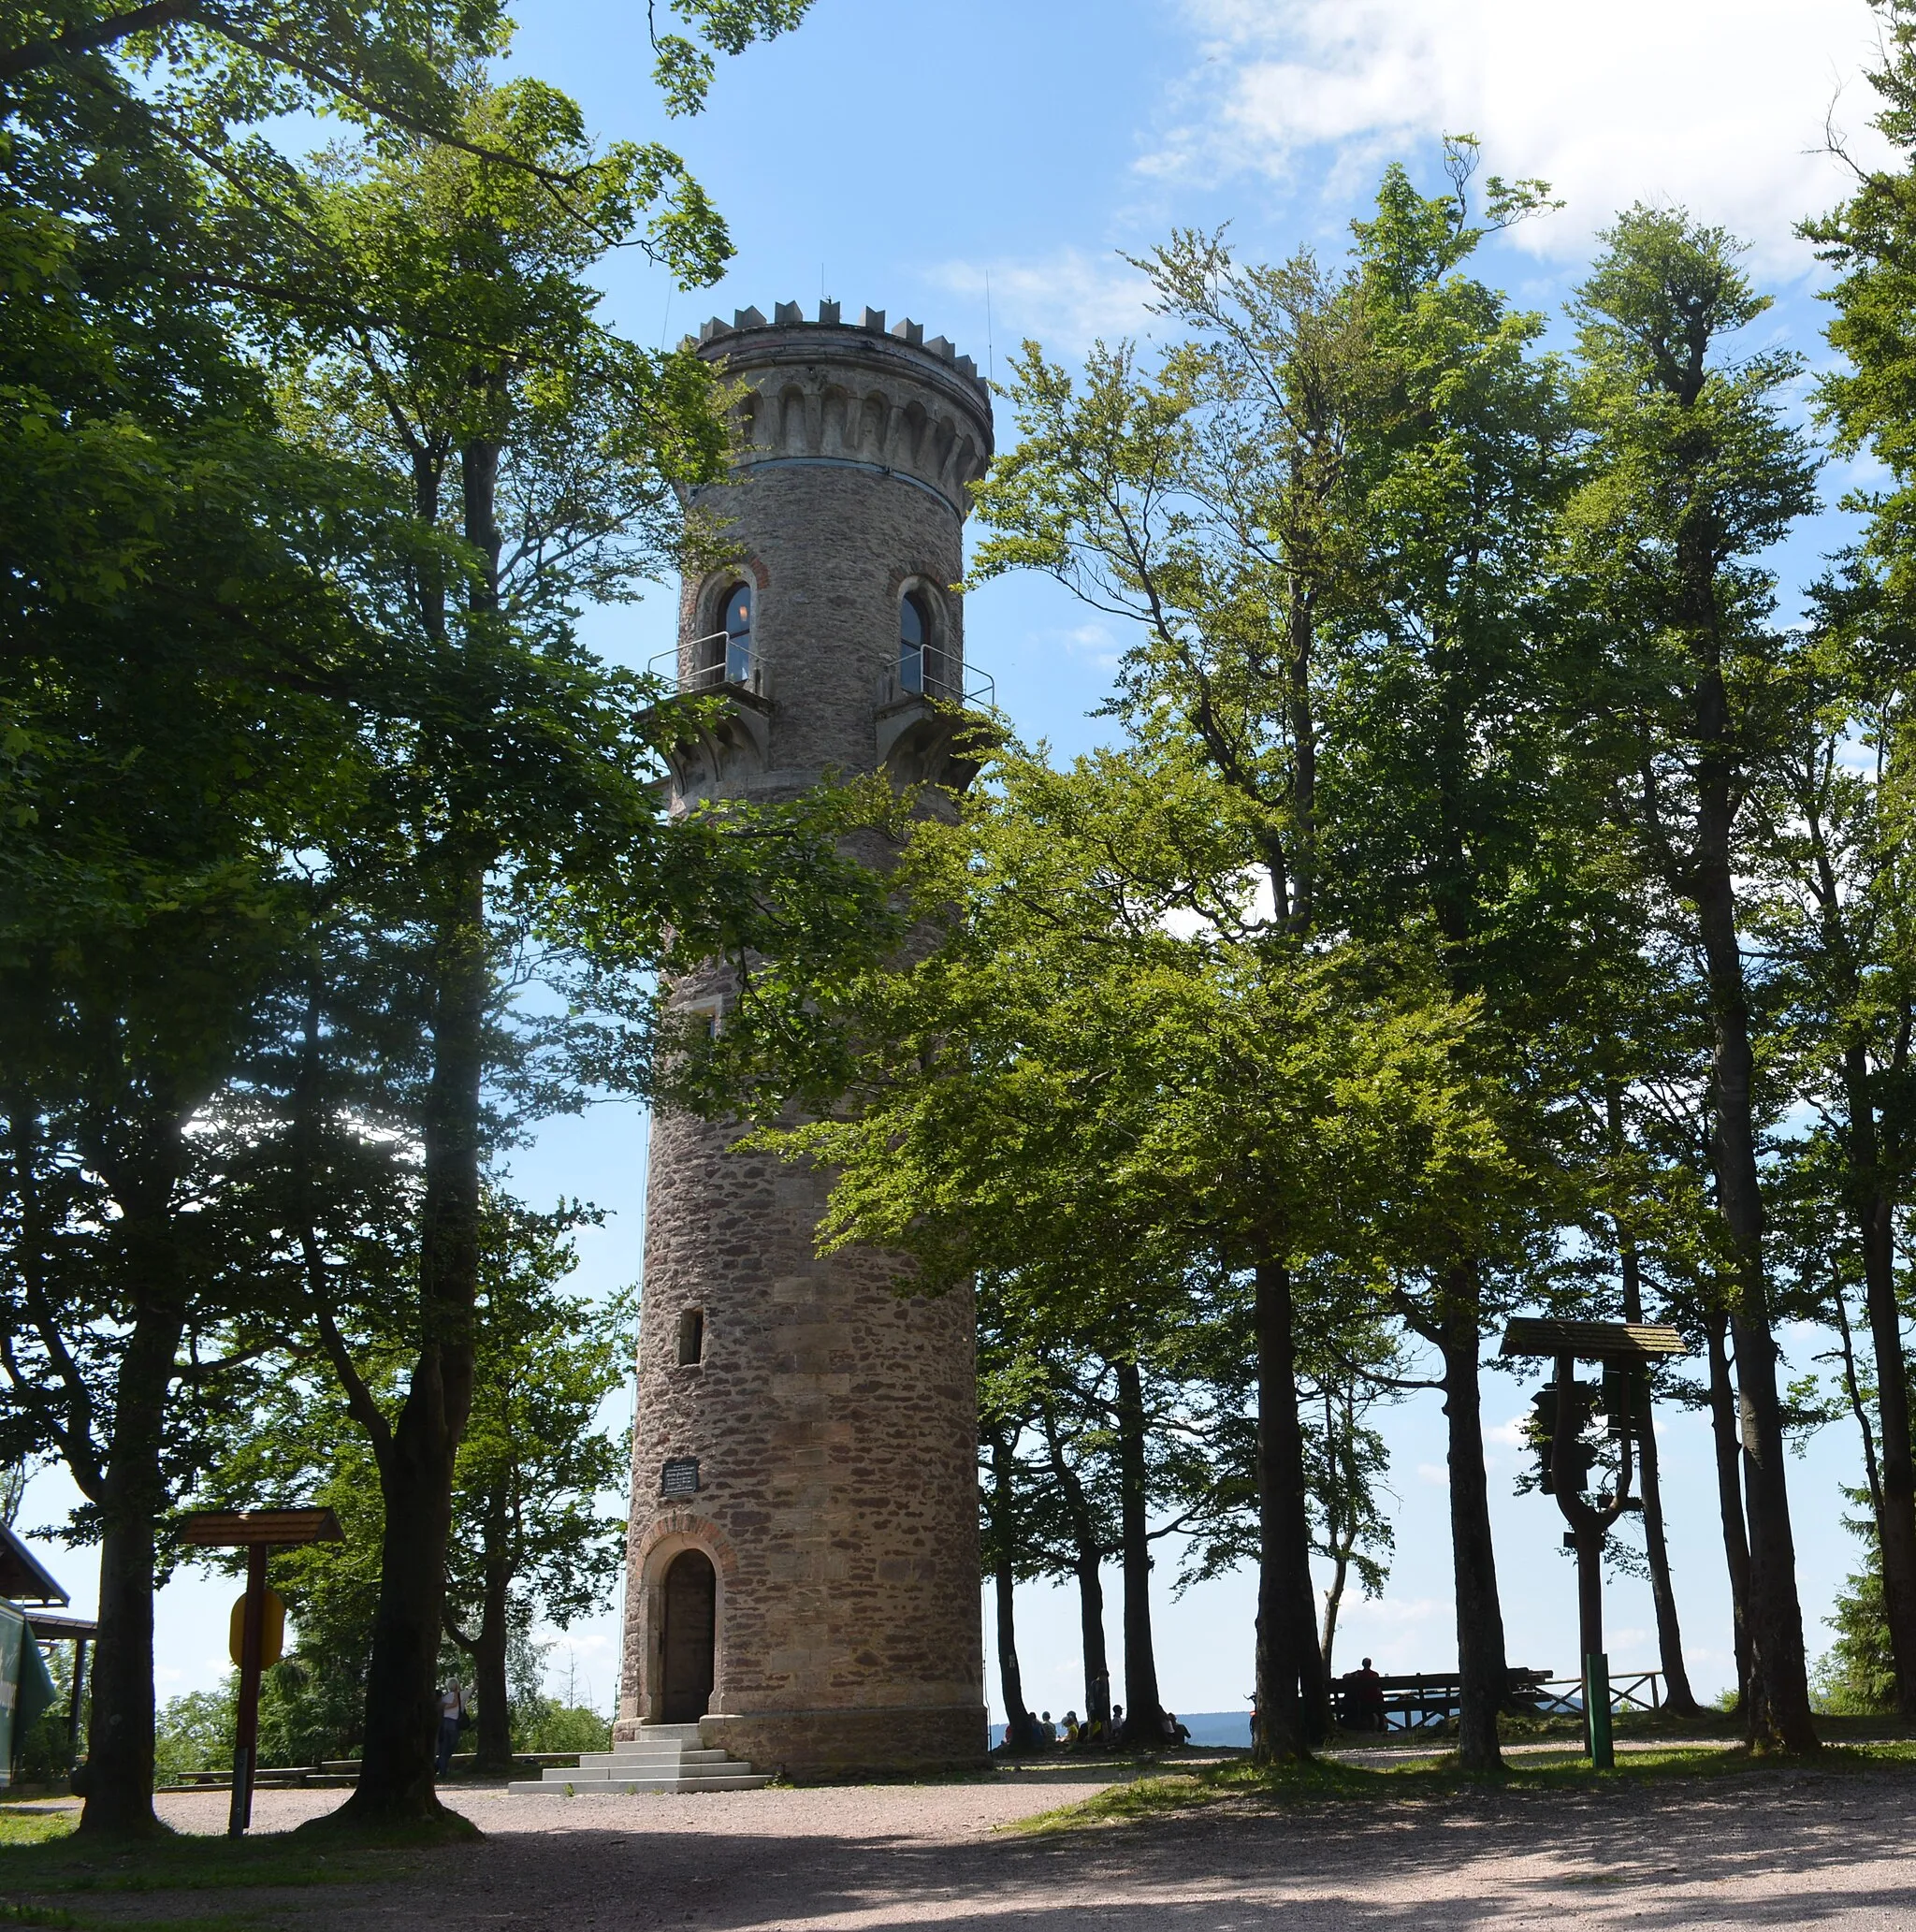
[697,304,987,397]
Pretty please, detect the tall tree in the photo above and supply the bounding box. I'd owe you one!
[969,155,1585,1770]
[1563,206,1821,1750]
[0,80,420,1832]
[967,232,1386,1763]
[1801,3,1916,1721]
[248,62,897,1828]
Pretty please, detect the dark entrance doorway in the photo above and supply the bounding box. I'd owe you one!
[660,1549,716,1722]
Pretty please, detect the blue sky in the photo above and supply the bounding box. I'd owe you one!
[17,0,1901,1722]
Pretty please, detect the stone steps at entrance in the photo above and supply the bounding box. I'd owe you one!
[507,1722,769,1795]
[572,1747,733,1769]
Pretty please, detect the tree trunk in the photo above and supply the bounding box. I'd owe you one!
[1111,1358,1166,1747]
[994,1559,1034,1753]
[1437,1262,1506,1771]
[1631,1385,1702,1715]
[1319,1386,1353,1682]
[1705,1313,1752,1713]
[1613,1205,1702,1716]
[79,1299,185,1838]
[326,862,489,1831]
[467,1539,514,1774]
[1847,1050,1916,1721]
[77,1109,189,1842]
[1038,1399,1110,1729]
[1690,646,1816,1752]
[1253,1259,1327,1761]
[984,1427,1037,1751]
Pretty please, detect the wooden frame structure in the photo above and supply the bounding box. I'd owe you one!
[1501,1319,1689,1766]
[181,1508,341,1835]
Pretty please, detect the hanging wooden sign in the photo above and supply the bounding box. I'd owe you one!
[228,1588,285,1671]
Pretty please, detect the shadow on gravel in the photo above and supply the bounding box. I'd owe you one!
[364,1767,1916,1932]
[13,1768,1911,1930]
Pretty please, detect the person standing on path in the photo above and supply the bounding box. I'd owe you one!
[435,1684,467,1778]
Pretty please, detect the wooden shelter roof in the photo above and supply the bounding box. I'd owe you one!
[1500,1318,1689,1362]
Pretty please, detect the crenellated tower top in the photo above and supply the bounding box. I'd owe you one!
[689,300,994,518]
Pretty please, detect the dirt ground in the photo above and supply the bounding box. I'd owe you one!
[92,1762,1916,1929]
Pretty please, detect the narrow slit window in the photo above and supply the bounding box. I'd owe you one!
[676,1308,704,1366]
[899,590,928,694]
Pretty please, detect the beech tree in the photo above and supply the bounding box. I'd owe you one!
[0,73,422,1831]
[968,153,1589,1771]
[1800,0,1916,1722]
[1562,206,1822,1751]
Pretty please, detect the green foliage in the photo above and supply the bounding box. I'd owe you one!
[1813,1518,1900,1715]
[447,1200,632,1647]
[187,1192,630,1766]
[510,1698,611,1754]
[152,1686,237,1783]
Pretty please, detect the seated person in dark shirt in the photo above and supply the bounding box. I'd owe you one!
[1345,1657,1386,1732]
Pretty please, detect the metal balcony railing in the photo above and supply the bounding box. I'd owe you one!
[647,632,769,699]
[646,632,997,713]
[876,654,996,713]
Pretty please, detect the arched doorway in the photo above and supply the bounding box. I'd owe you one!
[660,1549,716,1723]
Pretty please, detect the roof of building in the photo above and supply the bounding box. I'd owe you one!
[0,1523,68,1606]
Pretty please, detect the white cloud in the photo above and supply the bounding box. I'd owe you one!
[1416,1460,1448,1488]
[1150,0,1895,270]
[926,248,1156,357]
[1342,1593,1444,1628]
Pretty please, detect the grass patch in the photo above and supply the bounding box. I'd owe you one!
[0,1829,423,1897]
[1011,1739,1916,1834]
[0,1819,76,1851]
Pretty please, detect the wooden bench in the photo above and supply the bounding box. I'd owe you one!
[1330,1668,1557,1732]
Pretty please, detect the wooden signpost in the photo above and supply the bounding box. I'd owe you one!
[1500,1320,1689,1768]
[181,1509,341,1836]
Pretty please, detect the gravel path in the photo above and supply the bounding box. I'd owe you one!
[123,1765,1916,1929]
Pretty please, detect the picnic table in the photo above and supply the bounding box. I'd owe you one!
[1329,1667,1663,1732]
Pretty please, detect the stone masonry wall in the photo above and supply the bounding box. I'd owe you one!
[618,308,992,1775]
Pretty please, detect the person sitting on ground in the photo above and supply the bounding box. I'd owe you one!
[1038,1709,1057,1746]
[1081,1711,1104,1747]
[1167,1710,1192,1747]
[1061,1709,1080,1745]
[1110,1702,1124,1743]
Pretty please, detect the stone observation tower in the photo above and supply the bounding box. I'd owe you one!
[617,300,995,1779]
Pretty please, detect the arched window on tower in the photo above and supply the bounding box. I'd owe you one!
[722,583,752,684]
[899,590,929,695]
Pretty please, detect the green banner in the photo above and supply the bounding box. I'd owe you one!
[0,1599,59,1786]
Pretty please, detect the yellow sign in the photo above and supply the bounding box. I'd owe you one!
[228,1588,285,1670]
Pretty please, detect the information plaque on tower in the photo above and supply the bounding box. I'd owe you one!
[661,1458,700,1498]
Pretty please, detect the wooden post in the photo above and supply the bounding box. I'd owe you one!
[66,1638,87,1765]
[228,1544,269,1838]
